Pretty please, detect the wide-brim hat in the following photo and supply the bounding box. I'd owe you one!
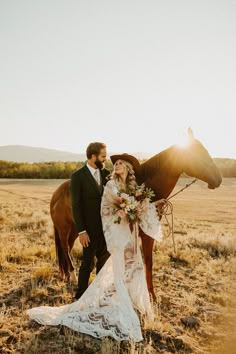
[110,153,140,174]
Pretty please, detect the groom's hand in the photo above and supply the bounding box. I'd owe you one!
[79,232,90,248]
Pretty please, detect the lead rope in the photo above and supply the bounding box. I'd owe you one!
[158,178,197,255]
[158,200,176,253]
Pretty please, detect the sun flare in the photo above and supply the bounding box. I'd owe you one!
[175,132,191,148]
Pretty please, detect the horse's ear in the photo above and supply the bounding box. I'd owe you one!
[187,127,194,140]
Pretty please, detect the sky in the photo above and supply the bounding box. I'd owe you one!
[0,0,235,158]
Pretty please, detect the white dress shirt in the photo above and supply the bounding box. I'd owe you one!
[86,162,101,185]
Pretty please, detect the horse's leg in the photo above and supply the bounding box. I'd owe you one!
[54,226,68,280]
[68,225,78,252]
[140,229,156,302]
[59,226,78,283]
[68,226,79,284]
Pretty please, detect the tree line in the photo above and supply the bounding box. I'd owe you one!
[0,160,112,179]
[0,159,235,179]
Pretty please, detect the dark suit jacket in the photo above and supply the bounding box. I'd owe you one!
[69,165,110,240]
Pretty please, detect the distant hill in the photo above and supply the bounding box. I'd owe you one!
[213,157,236,177]
[0,145,152,163]
[0,145,86,163]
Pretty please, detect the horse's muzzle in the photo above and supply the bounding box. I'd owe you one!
[207,174,222,189]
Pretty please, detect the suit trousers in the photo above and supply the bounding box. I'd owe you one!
[76,233,110,299]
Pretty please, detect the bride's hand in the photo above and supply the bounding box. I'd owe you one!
[154,198,167,207]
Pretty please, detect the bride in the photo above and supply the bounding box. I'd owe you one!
[26,153,163,342]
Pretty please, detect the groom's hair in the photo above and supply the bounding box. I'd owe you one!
[86,142,106,159]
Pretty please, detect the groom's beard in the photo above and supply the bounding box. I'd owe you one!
[95,159,104,170]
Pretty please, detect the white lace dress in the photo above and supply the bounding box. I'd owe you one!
[26,180,162,342]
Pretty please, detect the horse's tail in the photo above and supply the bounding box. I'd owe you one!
[54,226,65,278]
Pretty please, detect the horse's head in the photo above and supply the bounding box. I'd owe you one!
[179,129,222,189]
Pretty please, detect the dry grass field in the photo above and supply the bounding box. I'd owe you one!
[0,178,236,354]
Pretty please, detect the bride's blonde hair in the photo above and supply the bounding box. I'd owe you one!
[111,159,137,192]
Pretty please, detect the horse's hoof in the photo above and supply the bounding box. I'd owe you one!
[69,271,77,284]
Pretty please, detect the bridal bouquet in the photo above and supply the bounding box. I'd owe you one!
[113,183,155,225]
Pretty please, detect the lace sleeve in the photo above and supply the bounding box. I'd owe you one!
[101,180,131,253]
[138,201,162,242]
[101,180,118,216]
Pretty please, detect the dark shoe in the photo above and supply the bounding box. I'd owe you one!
[74,291,82,300]
[71,292,80,302]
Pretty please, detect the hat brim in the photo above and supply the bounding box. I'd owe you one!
[110,153,140,174]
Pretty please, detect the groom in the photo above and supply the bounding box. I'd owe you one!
[70,142,110,299]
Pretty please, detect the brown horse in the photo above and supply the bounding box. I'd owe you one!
[50,131,222,300]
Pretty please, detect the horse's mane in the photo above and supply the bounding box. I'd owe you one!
[139,145,179,181]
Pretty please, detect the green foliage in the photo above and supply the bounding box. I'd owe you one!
[0,161,84,179]
[0,160,114,179]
